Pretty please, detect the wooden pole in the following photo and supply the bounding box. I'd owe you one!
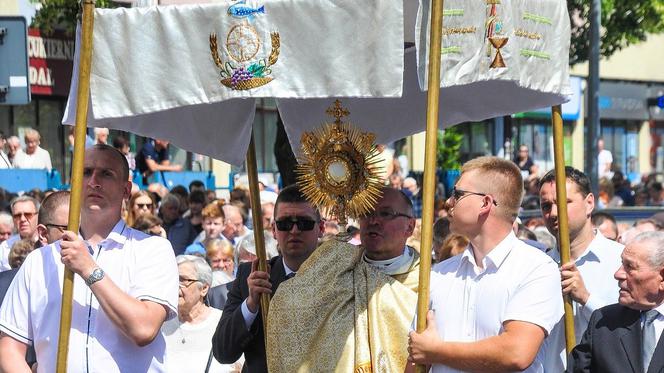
[56,1,95,371]
[551,104,576,354]
[415,0,444,372]
[245,132,270,335]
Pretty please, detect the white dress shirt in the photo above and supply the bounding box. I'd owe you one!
[0,220,179,372]
[429,231,563,373]
[544,231,624,372]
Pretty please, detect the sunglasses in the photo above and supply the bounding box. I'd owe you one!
[136,203,153,209]
[13,212,36,220]
[275,218,317,232]
[451,187,499,206]
[45,223,69,232]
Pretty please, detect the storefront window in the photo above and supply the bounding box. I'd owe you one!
[457,121,494,163]
[601,120,640,177]
[512,118,573,174]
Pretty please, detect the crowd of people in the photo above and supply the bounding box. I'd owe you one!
[0,143,661,372]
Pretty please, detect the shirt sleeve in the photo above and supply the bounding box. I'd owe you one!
[0,260,33,345]
[129,233,179,320]
[503,258,564,335]
[240,299,258,330]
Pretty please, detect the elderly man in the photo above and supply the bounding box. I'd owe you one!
[213,184,324,372]
[408,156,562,372]
[267,187,420,372]
[12,129,52,170]
[568,231,664,373]
[0,212,13,244]
[539,167,624,371]
[0,144,178,372]
[160,193,197,255]
[222,204,246,245]
[0,196,39,272]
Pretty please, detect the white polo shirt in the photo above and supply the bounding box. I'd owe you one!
[429,232,563,373]
[0,220,179,373]
[544,231,624,372]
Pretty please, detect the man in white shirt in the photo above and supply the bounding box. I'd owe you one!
[0,144,179,372]
[597,138,613,179]
[12,129,52,170]
[0,196,40,272]
[0,131,12,169]
[568,231,664,373]
[539,166,624,371]
[408,156,562,372]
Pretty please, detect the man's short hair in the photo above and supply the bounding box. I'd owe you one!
[275,184,320,220]
[539,166,591,197]
[432,217,450,245]
[0,211,13,229]
[133,214,163,235]
[460,156,523,221]
[112,135,129,150]
[189,180,206,192]
[383,187,414,217]
[176,255,213,287]
[10,195,40,214]
[90,144,129,182]
[630,231,664,268]
[38,191,70,225]
[591,211,617,227]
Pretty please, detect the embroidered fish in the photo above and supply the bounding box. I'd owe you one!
[227,1,265,20]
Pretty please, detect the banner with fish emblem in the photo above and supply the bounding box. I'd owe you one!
[66,0,403,120]
[63,0,403,165]
[416,0,571,111]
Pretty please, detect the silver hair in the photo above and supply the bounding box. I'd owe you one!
[0,211,14,229]
[10,195,40,213]
[160,193,180,209]
[176,254,212,287]
[630,231,664,268]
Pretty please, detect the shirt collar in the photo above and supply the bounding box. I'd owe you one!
[282,258,295,276]
[573,230,604,264]
[461,231,516,271]
[93,219,128,248]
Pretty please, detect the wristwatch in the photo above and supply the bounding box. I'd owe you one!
[85,267,105,286]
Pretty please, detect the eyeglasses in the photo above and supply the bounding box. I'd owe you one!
[136,203,153,209]
[178,277,199,288]
[45,223,69,232]
[12,212,36,220]
[275,218,317,232]
[363,209,413,220]
[451,187,498,206]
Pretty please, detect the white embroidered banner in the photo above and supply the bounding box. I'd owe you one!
[416,0,571,116]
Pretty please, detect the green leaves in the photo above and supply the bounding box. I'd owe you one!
[437,126,463,170]
[32,0,116,35]
[568,0,664,65]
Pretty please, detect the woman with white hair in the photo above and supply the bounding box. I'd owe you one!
[162,255,243,372]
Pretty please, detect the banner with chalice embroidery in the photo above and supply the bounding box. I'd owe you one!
[415,0,572,121]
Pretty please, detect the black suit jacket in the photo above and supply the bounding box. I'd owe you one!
[568,303,664,373]
[0,268,18,306]
[212,256,286,373]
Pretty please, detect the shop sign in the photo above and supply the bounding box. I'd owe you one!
[28,28,74,96]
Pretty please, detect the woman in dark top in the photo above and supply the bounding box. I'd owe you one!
[514,144,539,181]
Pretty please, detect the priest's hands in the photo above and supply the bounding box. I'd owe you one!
[246,259,272,313]
[560,261,590,305]
[408,310,442,365]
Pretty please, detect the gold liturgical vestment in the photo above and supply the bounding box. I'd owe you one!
[266,240,420,373]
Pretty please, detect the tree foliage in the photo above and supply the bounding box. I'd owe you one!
[32,0,116,35]
[437,127,463,170]
[568,0,664,65]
